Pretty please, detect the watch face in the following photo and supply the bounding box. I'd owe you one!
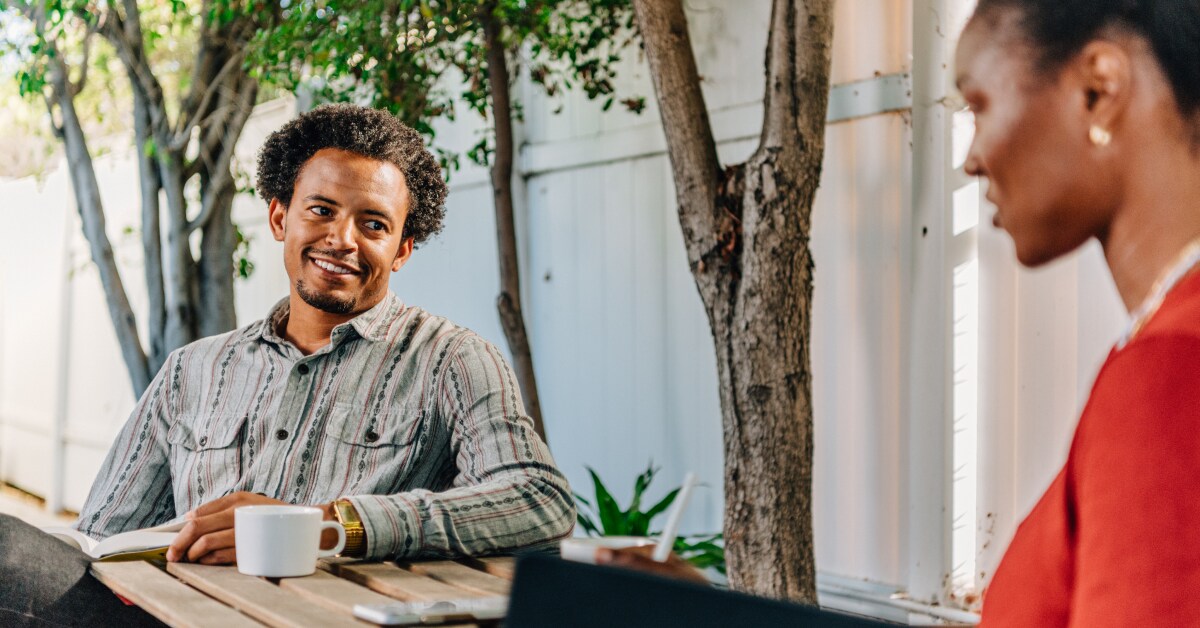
[335,501,363,525]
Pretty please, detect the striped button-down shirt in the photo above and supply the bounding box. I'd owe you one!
[76,292,574,559]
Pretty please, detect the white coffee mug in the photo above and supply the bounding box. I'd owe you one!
[235,505,345,577]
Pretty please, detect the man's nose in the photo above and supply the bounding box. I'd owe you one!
[325,217,358,250]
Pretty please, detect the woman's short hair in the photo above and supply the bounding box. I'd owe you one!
[977,0,1200,118]
[256,103,448,245]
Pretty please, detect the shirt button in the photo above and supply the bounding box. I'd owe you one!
[198,436,208,447]
[276,429,289,440]
[297,364,309,375]
[364,430,380,443]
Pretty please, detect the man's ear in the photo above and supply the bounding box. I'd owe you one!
[268,198,287,242]
[391,237,415,272]
[1075,39,1133,137]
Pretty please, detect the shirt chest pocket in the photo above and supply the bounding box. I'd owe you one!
[324,403,422,450]
[166,415,248,499]
[322,404,434,493]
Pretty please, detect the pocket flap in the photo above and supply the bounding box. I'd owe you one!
[325,403,416,448]
[167,415,248,451]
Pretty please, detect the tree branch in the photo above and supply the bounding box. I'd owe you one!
[98,7,171,140]
[172,47,247,151]
[630,0,723,269]
[186,76,256,234]
[69,31,93,97]
[759,0,834,149]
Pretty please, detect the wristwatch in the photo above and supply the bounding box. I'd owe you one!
[332,499,367,557]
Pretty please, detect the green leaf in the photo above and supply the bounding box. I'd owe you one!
[644,487,680,524]
[627,463,656,516]
[588,467,623,536]
[576,511,600,537]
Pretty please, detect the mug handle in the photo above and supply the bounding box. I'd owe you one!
[318,521,346,558]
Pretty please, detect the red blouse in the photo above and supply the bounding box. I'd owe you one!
[980,271,1200,626]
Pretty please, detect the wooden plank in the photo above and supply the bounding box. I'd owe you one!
[167,563,361,628]
[404,561,511,597]
[330,561,491,602]
[458,556,516,581]
[91,562,264,628]
[277,569,396,615]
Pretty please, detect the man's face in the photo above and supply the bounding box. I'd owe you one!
[268,148,414,317]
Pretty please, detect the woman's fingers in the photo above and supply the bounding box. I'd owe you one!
[595,546,711,585]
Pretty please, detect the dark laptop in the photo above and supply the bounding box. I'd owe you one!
[505,554,899,627]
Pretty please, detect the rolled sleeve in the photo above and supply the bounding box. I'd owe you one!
[345,334,575,560]
[76,352,178,539]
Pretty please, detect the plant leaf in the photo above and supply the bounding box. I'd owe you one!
[588,467,622,536]
[576,511,600,537]
[628,462,657,516]
[644,487,680,525]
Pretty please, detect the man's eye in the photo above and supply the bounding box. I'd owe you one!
[365,220,385,231]
[309,205,332,217]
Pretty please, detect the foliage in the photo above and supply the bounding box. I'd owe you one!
[248,0,640,170]
[575,463,726,575]
[0,0,271,394]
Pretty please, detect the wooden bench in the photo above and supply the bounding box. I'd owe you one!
[91,556,516,627]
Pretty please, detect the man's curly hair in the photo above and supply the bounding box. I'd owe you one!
[256,103,448,245]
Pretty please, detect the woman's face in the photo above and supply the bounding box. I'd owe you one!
[955,11,1118,267]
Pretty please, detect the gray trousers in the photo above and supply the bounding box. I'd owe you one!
[0,514,162,627]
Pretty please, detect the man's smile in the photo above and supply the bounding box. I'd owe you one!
[309,254,361,277]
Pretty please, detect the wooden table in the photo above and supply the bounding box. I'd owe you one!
[90,555,516,627]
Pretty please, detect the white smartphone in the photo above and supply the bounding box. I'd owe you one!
[353,597,508,625]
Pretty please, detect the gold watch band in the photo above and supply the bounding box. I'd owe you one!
[332,499,367,558]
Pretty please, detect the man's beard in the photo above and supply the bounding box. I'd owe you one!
[296,278,357,315]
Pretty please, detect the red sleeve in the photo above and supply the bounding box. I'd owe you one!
[1069,334,1200,626]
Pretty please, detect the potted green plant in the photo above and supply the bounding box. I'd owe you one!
[574,463,725,576]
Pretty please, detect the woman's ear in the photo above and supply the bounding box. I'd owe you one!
[1076,39,1134,137]
[268,198,287,242]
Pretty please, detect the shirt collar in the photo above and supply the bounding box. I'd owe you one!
[252,292,404,347]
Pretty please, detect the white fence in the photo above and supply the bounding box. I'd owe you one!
[0,0,1129,613]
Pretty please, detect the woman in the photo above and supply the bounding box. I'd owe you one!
[953,0,1200,624]
[603,0,1200,624]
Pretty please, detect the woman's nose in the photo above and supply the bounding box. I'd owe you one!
[963,143,984,178]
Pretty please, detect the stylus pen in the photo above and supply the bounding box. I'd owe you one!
[653,472,697,562]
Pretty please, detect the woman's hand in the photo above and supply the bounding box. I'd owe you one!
[593,545,710,586]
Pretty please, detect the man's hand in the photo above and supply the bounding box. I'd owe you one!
[594,546,711,585]
[166,492,292,564]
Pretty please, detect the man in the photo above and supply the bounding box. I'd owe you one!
[0,103,573,625]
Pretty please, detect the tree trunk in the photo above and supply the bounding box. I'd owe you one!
[130,78,167,377]
[197,177,237,337]
[632,0,834,603]
[159,153,198,351]
[194,69,257,338]
[482,6,548,441]
[50,59,152,396]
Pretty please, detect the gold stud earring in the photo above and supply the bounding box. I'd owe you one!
[1089,125,1112,147]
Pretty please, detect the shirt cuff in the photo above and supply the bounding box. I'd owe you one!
[344,494,420,561]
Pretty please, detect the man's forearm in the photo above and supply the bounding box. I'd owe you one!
[343,471,575,561]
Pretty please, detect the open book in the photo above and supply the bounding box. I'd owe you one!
[43,519,185,561]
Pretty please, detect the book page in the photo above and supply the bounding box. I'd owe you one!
[41,527,97,553]
[92,530,181,560]
[43,518,186,560]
